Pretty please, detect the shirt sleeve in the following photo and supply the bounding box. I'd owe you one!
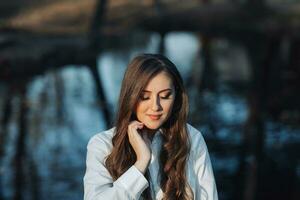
[83,135,149,200]
[193,130,218,200]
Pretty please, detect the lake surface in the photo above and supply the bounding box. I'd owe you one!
[0,31,299,200]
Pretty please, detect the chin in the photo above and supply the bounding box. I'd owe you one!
[143,120,164,130]
[145,124,160,130]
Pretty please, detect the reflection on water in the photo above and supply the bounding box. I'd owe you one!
[0,31,299,200]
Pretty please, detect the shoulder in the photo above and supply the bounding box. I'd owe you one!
[186,123,208,154]
[186,123,205,145]
[87,127,115,155]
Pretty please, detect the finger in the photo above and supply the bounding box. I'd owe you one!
[128,126,144,141]
[129,123,144,133]
[129,126,143,135]
[129,121,143,129]
[137,124,144,130]
[129,120,143,125]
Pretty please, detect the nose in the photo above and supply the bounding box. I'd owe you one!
[151,96,162,111]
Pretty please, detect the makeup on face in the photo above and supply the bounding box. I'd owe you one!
[135,72,175,130]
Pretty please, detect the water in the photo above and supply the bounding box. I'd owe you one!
[0,31,299,200]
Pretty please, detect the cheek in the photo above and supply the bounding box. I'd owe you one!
[162,100,175,114]
[135,102,146,116]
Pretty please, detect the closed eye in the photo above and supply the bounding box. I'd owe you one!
[140,96,150,101]
[139,92,173,101]
[161,93,172,99]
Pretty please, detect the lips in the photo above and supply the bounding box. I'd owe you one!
[147,114,162,120]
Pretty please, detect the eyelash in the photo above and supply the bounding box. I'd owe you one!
[140,94,171,101]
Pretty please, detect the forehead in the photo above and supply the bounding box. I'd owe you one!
[144,71,174,92]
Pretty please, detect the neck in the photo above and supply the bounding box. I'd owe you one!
[144,127,158,142]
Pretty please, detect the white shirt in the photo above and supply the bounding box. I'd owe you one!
[83,124,218,200]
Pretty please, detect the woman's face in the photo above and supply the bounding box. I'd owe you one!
[135,71,175,130]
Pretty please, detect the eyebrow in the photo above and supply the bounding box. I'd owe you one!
[142,88,172,94]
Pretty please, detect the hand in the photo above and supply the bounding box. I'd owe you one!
[128,121,151,174]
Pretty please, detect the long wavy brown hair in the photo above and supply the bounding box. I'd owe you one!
[105,53,193,200]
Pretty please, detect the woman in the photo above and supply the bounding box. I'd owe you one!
[84,54,218,200]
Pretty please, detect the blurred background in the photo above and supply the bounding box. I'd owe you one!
[0,0,299,200]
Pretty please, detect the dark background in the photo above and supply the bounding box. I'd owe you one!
[0,0,299,200]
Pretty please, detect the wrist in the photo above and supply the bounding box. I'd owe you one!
[134,159,150,174]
